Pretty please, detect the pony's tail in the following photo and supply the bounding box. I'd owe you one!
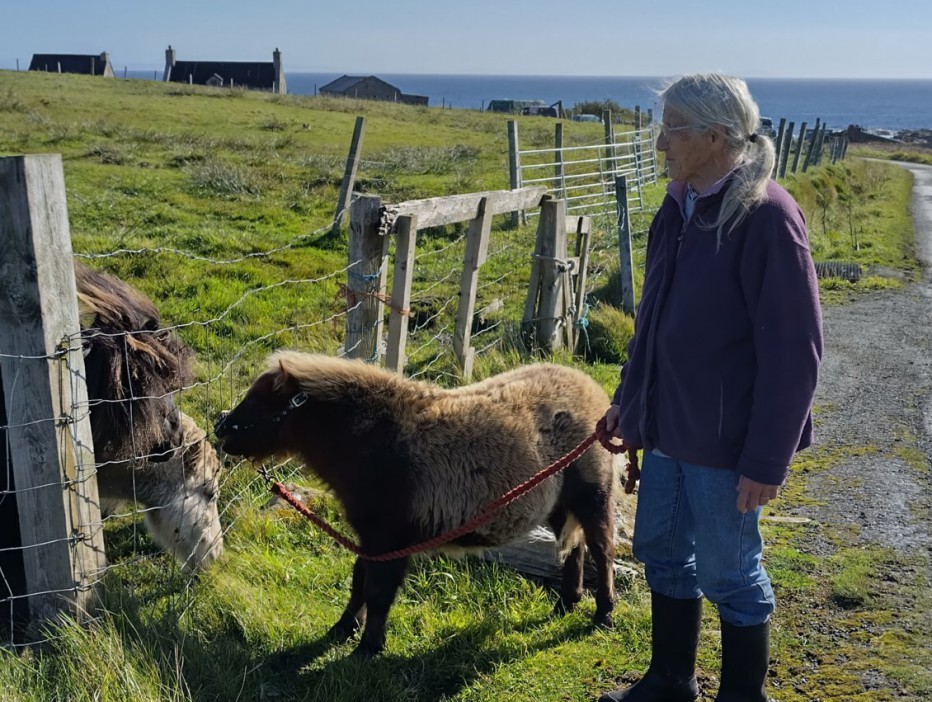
[556,514,585,561]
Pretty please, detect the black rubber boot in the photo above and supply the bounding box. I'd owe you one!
[715,619,770,702]
[598,592,702,702]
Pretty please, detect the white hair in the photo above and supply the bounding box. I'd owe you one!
[659,74,776,242]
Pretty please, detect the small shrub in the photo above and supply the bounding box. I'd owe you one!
[189,159,261,196]
[0,86,26,112]
[373,144,479,175]
[86,144,128,165]
[259,115,289,132]
[168,151,207,168]
[581,303,634,364]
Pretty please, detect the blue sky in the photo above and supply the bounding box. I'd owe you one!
[2,0,930,79]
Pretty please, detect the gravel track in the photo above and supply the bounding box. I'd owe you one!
[790,162,932,554]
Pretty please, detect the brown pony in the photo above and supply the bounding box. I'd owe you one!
[215,351,623,657]
[73,261,223,570]
[2,262,223,643]
[1,262,222,577]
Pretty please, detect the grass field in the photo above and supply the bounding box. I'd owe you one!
[0,69,928,701]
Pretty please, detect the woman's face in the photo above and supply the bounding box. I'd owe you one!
[657,107,722,190]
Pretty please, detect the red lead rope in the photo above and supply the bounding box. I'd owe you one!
[265,417,640,562]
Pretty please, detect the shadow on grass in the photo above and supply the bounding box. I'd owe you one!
[260,612,600,701]
[101,581,602,702]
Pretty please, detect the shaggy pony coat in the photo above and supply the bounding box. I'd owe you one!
[74,262,223,571]
[1,263,221,590]
[215,351,622,657]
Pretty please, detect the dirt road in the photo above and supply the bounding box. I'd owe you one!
[775,161,932,700]
[797,161,932,552]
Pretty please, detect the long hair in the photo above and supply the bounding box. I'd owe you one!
[659,74,776,241]
[74,261,192,462]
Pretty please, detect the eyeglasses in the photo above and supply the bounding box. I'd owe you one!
[657,123,705,139]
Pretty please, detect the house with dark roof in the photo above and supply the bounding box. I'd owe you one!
[319,75,428,106]
[163,46,286,94]
[28,52,114,77]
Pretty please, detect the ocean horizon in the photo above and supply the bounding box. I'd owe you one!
[118,70,932,132]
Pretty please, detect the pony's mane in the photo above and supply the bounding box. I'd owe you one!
[74,261,193,461]
[267,351,434,405]
[74,261,192,391]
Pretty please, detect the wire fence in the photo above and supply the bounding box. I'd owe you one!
[0,149,656,649]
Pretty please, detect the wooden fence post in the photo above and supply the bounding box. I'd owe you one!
[634,106,644,209]
[802,118,820,172]
[554,123,566,201]
[773,118,787,177]
[615,175,636,316]
[332,116,366,236]
[792,121,808,173]
[570,215,592,352]
[345,194,388,361]
[813,123,829,165]
[778,121,794,179]
[535,197,568,351]
[453,198,492,380]
[0,154,106,637]
[647,108,658,184]
[507,120,523,227]
[384,215,417,374]
[602,110,616,177]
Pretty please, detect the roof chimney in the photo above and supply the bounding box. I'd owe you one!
[163,45,176,82]
[273,47,286,94]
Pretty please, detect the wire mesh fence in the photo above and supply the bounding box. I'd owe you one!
[0,151,658,649]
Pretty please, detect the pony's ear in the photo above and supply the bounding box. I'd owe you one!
[277,357,293,379]
[271,352,299,383]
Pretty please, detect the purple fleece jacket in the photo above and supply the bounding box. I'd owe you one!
[612,176,823,486]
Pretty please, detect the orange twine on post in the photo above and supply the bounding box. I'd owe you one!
[336,282,408,317]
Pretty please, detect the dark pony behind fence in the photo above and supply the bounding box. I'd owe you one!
[1,261,223,644]
[215,351,629,657]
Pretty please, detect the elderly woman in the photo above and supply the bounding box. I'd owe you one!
[599,74,823,701]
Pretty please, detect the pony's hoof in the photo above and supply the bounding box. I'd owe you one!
[553,599,578,617]
[327,620,359,643]
[593,611,614,629]
[350,641,382,659]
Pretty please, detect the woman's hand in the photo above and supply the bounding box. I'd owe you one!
[736,475,781,513]
[603,404,624,439]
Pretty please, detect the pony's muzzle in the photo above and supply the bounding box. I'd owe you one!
[213,411,230,437]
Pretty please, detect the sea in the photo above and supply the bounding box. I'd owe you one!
[125,71,932,132]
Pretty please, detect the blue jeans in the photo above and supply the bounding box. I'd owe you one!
[632,450,775,626]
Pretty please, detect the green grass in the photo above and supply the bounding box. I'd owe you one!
[848,142,932,166]
[0,70,929,701]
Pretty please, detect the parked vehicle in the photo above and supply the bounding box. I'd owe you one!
[571,114,602,124]
[757,117,776,138]
[520,100,564,118]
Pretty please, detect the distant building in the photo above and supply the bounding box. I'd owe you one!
[28,52,114,77]
[163,46,286,94]
[319,75,428,106]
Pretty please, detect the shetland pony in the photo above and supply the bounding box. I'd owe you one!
[74,261,223,569]
[1,262,223,642]
[1,262,222,575]
[215,351,623,657]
